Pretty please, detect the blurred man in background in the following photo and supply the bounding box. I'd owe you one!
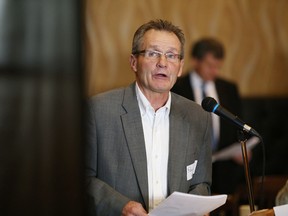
[172,38,244,196]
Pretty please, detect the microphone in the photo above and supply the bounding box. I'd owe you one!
[201,97,260,137]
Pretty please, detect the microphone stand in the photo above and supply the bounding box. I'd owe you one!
[238,130,255,213]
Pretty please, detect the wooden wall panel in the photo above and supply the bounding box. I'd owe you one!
[84,0,288,97]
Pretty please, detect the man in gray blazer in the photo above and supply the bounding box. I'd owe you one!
[86,19,212,216]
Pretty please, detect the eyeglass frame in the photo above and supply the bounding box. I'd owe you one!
[132,49,183,62]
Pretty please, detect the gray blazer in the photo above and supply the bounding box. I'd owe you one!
[86,82,212,216]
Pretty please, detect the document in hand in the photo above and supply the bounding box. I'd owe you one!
[149,192,227,216]
[274,204,288,216]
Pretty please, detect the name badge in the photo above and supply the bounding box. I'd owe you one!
[187,160,198,181]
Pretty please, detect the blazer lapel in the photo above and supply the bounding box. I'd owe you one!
[120,84,149,209]
[168,95,190,193]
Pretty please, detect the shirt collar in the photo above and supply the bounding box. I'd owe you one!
[135,82,171,117]
[190,70,213,87]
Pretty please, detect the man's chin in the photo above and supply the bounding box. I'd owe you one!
[151,86,170,94]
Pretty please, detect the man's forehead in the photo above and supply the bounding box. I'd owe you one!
[143,29,176,38]
[141,30,181,49]
[201,53,223,62]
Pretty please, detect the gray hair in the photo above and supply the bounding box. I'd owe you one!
[132,19,185,59]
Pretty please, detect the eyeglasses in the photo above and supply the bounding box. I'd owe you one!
[133,50,182,63]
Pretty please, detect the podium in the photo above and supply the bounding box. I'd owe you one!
[249,209,275,216]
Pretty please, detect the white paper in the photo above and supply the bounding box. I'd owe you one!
[149,192,227,216]
[274,204,288,216]
[212,136,260,163]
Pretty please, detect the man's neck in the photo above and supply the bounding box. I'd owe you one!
[147,93,169,111]
[137,85,169,111]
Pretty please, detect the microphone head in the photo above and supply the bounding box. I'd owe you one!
[201,97,218,112]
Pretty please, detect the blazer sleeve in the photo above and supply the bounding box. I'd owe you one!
[85,100,131,216]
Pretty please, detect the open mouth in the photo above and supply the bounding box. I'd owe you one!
[154,73,168,78]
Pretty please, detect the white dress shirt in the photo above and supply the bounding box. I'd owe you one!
[135,83,170,211]
[189,71,220,150]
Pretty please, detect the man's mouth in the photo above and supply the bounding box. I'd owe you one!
[154,73,168,78]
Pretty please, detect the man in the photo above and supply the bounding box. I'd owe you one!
[86,20,212,216]
[172,38,243,195]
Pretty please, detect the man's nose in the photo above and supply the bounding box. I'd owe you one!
[156,55,168,68]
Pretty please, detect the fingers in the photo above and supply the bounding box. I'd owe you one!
[121,201,148,216]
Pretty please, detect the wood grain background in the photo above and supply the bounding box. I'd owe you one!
[84,0,288,97]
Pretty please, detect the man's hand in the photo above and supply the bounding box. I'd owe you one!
[121,201,148,216]
[233,149,252,165]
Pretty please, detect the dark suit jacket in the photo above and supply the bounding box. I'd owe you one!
[86,82,212,215]
[172,73,243,194]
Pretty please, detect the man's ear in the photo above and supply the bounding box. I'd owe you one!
[129,55,137,72]
[177,59,184,77]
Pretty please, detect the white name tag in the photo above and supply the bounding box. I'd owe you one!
[187,160,198,181]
